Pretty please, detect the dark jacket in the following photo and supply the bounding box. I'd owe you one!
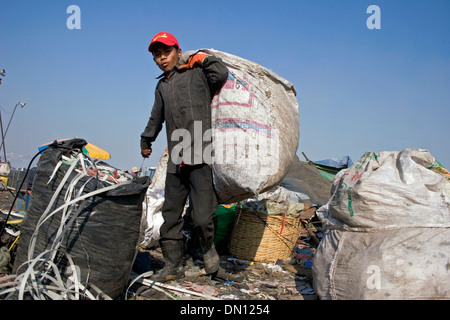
[140,55,228,173]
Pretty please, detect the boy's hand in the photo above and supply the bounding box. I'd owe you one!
[141,148,152,158]
[179,54,209,69]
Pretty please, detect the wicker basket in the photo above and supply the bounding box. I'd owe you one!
[229,207,303,262]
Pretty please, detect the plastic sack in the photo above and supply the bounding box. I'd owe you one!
[182,49,300,204]
[280,155,333,206]
[313,148,450,300]
[13,138,149,299]
[141,189,165,248]
[148,148,169,190]
[140,149,169,248]
[240,185,311,218]
[213,204,237,253]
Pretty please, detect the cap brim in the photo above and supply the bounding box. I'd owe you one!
[148,40,178,52]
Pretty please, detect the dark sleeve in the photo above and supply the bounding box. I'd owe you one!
[202,55,229,96]
[140,86,164,149]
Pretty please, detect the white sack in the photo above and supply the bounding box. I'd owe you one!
[149,148,169,190]
[313,148,450,300]
[140,150,169,248]
[141,189,165,248]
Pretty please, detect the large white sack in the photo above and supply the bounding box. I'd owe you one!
[313,148,450,300]
[314,227,450,300]
[182,49,300,204]
[323,149,449,229]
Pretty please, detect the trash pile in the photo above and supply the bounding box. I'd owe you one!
[128,233,320,301]
[133,146,329,301]
[2,146,449,300]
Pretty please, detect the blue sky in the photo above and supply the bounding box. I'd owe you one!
[0,0,449,171]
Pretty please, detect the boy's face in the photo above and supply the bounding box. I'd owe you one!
[152,43,181,73]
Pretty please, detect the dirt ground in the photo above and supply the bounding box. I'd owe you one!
[127,235,319,301]
[0,189,321,301]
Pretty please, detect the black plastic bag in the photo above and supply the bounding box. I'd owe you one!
[13,138,149,299]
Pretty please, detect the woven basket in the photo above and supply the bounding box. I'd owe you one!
[229,208,303,262]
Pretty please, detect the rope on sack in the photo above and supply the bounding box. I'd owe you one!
[0,149,128,300]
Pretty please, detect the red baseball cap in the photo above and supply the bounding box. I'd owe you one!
[148,32,179,52]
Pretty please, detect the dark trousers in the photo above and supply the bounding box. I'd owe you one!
[160,164,218,250]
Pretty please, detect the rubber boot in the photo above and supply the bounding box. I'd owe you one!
[203,244,244,283]
[151,240,185,282]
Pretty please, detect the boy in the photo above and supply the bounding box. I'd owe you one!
[140,32,241,283]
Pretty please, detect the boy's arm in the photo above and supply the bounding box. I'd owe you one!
[202,55,229,95]
[140,87,164,157]
[179,54,228,95]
